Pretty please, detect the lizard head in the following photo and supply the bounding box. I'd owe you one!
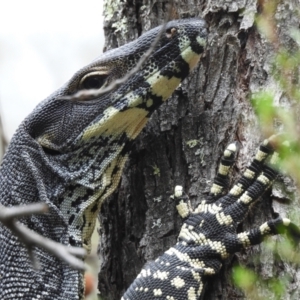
[18,18,207,246]
[27,18,207,157]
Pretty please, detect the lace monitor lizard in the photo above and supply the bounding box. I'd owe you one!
[0,18,298,300]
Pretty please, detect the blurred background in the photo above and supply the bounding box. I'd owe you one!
[0,0,104,140]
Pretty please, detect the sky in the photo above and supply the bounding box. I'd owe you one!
[0,0,104,139]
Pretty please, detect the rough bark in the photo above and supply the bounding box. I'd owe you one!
[98,1,300,299]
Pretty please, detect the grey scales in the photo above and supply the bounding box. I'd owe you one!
[0,17,298,300]
[0,19,206,299]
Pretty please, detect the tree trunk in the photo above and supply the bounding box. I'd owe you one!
[98,1,300,299]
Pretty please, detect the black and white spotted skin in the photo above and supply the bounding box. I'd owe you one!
[0,19,208,299]
[122,137,299,300]
[0,17,298,300]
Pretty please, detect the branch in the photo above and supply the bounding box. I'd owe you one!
[0,203,86,270]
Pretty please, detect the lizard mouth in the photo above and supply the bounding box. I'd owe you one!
[110,18,208,104]
[79,20,208,141]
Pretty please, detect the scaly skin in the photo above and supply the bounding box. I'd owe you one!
[0,19,207,299]
[122,137,300,299]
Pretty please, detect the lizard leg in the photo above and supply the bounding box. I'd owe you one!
[175,142,238,219]
[220,136,276,208]
[228,217,300,251]
[173,185,193,219]
[224,152,278,224]
[207,142,238,201]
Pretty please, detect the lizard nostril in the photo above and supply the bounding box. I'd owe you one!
[165,27,177,39]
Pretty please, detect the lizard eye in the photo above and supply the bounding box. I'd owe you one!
[80,72,108,90]
[165,27,177,39]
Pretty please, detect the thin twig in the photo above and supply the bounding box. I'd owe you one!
[0,203,86,270]
[0,202,48,220]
